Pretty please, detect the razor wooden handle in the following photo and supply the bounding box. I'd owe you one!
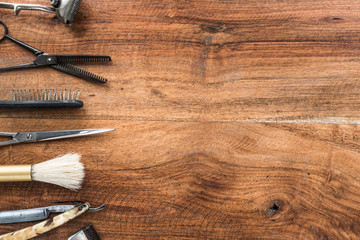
[0,203,89,240]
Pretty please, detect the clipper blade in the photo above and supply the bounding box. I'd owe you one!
[54,0,82,25]
[68,224,101,240]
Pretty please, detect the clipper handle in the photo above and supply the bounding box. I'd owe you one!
[0,3,55,15]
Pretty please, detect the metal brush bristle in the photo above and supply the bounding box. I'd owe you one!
[10,89,81,101]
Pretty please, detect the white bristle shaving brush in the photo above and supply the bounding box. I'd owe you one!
[0,153,84,191]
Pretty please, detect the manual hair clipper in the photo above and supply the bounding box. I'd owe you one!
[0,0,82,25]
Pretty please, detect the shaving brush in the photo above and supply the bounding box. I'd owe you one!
[0,153,84,191]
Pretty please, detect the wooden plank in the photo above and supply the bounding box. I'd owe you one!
[0,0,359,239]
[0,119,359,239]
[0,1,360,122]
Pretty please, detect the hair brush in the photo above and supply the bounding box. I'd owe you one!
[0,153,84,191]
[0,89,83,109]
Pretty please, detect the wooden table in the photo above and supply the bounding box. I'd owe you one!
[0,0,359,239]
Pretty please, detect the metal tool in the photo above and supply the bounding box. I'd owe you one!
[0,21,111,84]
[0,0,82,25]
[0,89,83,109]
[0,129,115,146]
[68,224,101,240]
[0,202,105,224]
[0,202,105,240]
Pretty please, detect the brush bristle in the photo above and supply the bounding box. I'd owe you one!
[10,89,81,101]
[31,153,84,191]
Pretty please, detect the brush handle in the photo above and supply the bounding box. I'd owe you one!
[0,165,32,182]
[0,100,83,108]
[0,203,89,240]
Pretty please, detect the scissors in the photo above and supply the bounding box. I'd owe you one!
[0,129,115,146]
[0,21,111,84]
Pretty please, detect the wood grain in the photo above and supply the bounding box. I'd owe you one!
[0,0,359,239]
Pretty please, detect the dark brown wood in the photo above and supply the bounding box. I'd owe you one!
[0,0,359,239]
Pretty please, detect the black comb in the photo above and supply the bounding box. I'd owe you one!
[0,89,83,109]
[68,224,101,240]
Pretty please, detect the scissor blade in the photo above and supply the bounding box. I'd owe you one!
[52,63,108,84]
[27,129,115,142]
[56,55,111,63]
[0,62,38,71]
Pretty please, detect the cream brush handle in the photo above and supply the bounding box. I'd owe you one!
[0,203,89,240]
[0,165,32,182]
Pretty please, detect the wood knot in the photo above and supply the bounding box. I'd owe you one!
[200,24,223,33]
[267,199,281,217]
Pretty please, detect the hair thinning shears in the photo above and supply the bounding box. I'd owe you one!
[0,21,111,84]
[0,129,115,146]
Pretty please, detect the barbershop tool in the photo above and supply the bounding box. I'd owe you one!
[68,224,101,240]
[0,128,115,146]
[0,202,105,224]
[0,202,105,240]
[0,21,111,84]
[0,0,82,25]
[0,89,83,108]
[0,153,84,190]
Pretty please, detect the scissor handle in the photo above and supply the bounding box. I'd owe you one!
[0,20,8,42]
[0,20,43,55]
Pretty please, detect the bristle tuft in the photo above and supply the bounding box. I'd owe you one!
[10,89,81,101]
[31,153,84,191]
